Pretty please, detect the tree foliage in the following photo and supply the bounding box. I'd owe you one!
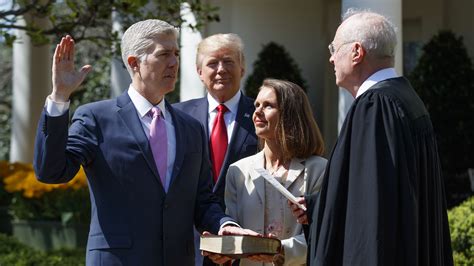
[244,42,307,99]
[0,0,219,49]
[0,0,220,160]
[0,42,12,161]
[408,31,474,176]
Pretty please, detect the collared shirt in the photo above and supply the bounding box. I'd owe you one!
[356,68,399,98]
[207,91,241,141]
[45,96,70,115]
[127,85,176,192]
[45,85,176,192]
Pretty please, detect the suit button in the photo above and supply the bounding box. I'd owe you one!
[164,204,168,209]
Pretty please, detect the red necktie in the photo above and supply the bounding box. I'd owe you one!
[210,104,228,183]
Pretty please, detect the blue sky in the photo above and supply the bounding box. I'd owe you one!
[0,0,10,10]
[0,0,13,42]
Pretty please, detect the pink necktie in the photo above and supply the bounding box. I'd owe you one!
[209,104,228,183]
[149,107,168,190]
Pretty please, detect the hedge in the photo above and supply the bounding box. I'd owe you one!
[448,196,474,265]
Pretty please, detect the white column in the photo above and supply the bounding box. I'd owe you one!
[10,15,51,163]
[179,2,205,102]
[338,0,403,132]
[110,11,131,97]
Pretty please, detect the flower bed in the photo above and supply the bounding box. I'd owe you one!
[0,161,90,250]
[0,161,89,223]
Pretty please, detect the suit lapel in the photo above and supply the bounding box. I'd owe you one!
[215,96,254,187]
[167,102,185,186]
[285,158,305,189]
[116,92,161,184]
[195,99,210,138]
[250,151,266,205]
[183,98,209,137]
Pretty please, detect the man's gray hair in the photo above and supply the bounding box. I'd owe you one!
[341,9,397,60]
[196,33,245,70]
[121,19,179,76]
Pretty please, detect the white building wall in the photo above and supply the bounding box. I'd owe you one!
[403,0,474,60]
[204,0,329,124]
[446,0,474,59]
[180,2,205,101]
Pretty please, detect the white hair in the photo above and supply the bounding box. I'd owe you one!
[121,19,179,76]
[340,9,397,60]
[196,33,245,70]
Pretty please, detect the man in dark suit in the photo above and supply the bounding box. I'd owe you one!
[174,33,257,266]
[174,33,257,208]
[290,10,453,266]
[33,20,255,266]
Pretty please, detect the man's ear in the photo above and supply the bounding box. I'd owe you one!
[352,43,365,64]
[127,56,139,71]
[197,67,204,81]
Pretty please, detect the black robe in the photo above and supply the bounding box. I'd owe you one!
[305,77,453,266]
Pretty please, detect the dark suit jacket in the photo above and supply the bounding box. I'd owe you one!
[173,93,258,208]
[34,92,233,266]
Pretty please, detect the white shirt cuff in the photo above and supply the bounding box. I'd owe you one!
[219,221,240,231]
[45,96,70,117]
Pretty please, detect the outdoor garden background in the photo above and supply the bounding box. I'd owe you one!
[0,0,473,265]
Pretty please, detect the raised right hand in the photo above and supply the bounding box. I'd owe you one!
[51,35,92,102]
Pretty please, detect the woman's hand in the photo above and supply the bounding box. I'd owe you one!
[288,197,308,224]
[247,233,285,265]
[201,231,234,265]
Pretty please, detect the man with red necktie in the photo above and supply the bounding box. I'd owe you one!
[174,33,258,266]
[174,33,257,208]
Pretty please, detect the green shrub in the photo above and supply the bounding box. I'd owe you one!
[244,42,307,99]
[408,31,474,177]
[0,233,85,265]
[448,196,474,265]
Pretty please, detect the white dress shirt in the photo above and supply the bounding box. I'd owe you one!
[356,68,399,98]
[207,91,241,141]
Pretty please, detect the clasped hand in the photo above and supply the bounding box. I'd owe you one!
[202,227,282,265]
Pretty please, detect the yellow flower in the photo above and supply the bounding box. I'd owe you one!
[1,161,88,198]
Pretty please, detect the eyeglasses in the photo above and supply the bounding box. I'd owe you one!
[328,41,356,56]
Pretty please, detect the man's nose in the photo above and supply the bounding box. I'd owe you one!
[217,62,226,73]
[329,54,334,65]
[169,55,179,67]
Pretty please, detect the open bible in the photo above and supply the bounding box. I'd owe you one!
[200,235,281,258]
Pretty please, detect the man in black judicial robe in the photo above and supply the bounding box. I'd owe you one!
[290,10,453,266]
